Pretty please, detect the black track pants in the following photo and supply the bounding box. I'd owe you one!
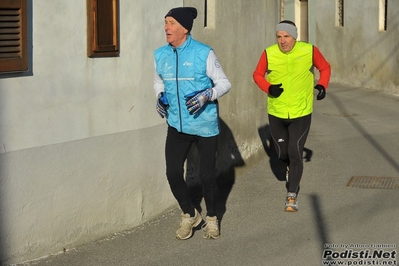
[165,126,219,217]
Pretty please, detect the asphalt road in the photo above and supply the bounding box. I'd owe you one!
[14,84,399,266]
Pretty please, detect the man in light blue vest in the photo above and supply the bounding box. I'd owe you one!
[154,7,231,240]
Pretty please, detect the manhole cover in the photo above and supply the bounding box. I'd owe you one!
[347,176,399,189]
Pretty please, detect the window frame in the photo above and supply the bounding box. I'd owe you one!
[87,0,119,58]
[0,0,28,73]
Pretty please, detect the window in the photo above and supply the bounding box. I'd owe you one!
[204,0,215,29]
[336,0,344,27]
[378,0,388,31]
[0,0,28,73]
[204,0,207,27]
[87,0,119,58]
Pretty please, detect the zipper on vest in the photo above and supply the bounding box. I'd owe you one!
[174,48,183,131]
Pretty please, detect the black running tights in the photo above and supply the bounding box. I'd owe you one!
[268,114,312,194]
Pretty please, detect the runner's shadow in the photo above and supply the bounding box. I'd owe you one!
[185,119,245,224]
[257,124,287,182]
[257,124,313,182]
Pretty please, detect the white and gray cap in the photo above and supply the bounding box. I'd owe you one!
[276,20,298,39]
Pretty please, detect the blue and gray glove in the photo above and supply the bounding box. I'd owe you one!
[185,88,213,114]
[314,84,326,100]
[156,92,168,118]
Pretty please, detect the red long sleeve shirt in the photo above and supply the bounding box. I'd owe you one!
[253,45,331,94]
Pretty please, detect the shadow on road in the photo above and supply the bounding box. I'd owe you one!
[257,124,313,182]
[185,119,245,226]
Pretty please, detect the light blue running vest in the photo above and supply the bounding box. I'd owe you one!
[154,35,219,137]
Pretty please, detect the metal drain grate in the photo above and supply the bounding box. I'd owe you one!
[347,176,399,189]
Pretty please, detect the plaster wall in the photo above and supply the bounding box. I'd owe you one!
[0,0,181,263]
[318,0,399,94]
[285,0,399,94]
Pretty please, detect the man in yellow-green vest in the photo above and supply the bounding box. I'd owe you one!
[253,20,331,212]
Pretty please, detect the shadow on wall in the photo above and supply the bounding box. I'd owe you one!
[185,119,245,223]
[257,124,313,182]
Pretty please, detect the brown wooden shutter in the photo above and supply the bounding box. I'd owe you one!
[87,0,119,58]
[0,0,28,72]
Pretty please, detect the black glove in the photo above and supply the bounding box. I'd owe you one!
[268,83,284,97]
[314,85,326,100]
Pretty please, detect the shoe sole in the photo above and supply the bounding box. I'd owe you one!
[204,234,220,240]
[176,217,202,240]
[284,206,298,212]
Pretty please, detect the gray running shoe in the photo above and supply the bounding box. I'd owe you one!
[202,216,220,239]
[176,209,202,240]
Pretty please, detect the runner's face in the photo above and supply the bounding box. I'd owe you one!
[164,17,188,48]
[277,31,296,52]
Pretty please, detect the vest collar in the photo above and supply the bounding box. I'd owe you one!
[169,34,192,51]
